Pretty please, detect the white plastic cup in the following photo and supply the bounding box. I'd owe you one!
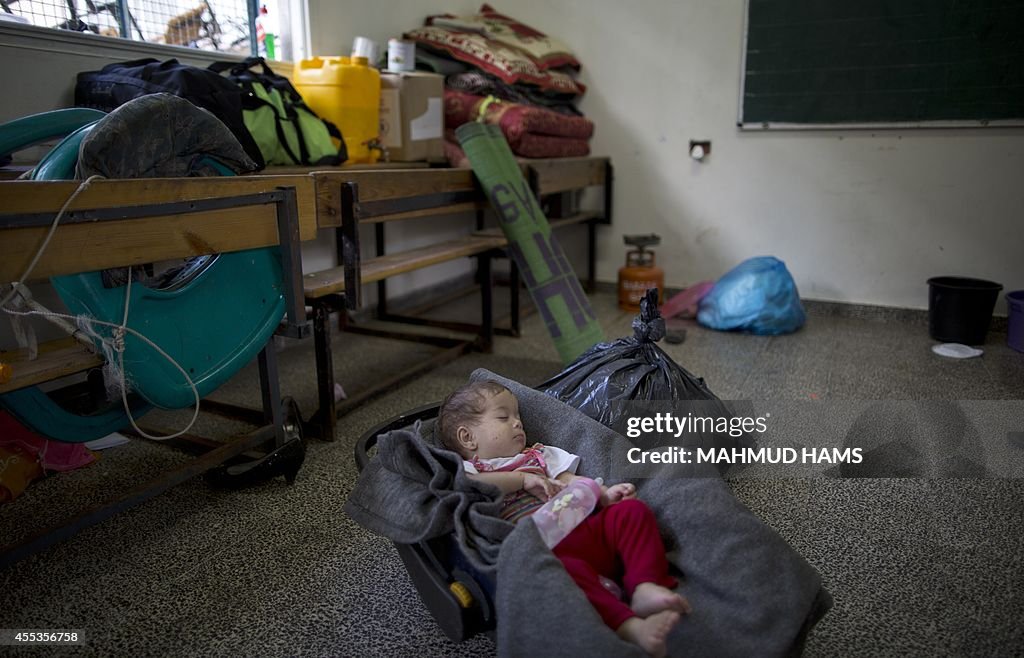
[352,36,378,64]
[387,39,416,72]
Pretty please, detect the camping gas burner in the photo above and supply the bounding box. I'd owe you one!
[623,234,661,250]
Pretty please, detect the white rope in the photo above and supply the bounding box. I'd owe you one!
[1,176,201,440]
[2,299,202,440]
[0,175,104,309]
[116,267,201,440]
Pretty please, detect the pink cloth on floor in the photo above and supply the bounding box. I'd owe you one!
[0,411,97,472]
[661,281,715,319]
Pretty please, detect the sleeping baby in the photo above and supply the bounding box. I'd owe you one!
[437,380,691,657]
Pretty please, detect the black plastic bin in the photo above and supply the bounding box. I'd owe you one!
[927,276,1003,345]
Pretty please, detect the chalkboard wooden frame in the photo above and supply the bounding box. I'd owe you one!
[739,0,1024,129]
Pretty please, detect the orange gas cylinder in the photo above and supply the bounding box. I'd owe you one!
[618,234,664,311]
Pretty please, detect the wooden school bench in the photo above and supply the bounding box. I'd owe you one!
[0,174,318,566]
[296,156,613,441]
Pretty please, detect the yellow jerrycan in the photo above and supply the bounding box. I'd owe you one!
[294,56,381,163]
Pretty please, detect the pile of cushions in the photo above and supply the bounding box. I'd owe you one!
[405,4,594,160]
[445,90,593,158]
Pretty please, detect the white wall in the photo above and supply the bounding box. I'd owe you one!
[305,0,476,58]
[309,0,1022,313]
[513,0,1024,312]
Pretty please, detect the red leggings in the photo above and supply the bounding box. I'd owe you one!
[552,498,678,630]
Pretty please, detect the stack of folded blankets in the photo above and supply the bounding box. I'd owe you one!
[404,4,595,163]
[444,89,594,159]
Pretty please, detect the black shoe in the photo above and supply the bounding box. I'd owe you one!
[206,436,306,489]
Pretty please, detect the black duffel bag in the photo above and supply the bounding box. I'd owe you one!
[75,58,265,169]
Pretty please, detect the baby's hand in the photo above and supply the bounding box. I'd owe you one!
[523,473,565,501]
[601,482,637,506]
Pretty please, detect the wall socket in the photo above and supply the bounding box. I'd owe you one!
[689,140,711,160]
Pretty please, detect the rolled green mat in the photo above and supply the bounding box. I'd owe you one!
[456,122,604,364]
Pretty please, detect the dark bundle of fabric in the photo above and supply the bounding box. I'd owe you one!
[76,93,257,179]
[445,70,582,117]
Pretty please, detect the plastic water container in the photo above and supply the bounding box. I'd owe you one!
[927,277,1003,345]
[293,56,381,163]
[1007,291,1024,353]
[530,477,602,549]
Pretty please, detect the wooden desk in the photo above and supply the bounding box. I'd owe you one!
[0,174,318,567]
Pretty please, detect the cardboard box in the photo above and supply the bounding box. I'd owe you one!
[379,71,445,162]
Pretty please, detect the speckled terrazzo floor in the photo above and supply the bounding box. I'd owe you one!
[1,288,1022,657]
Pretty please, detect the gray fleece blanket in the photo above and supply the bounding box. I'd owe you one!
[345,369,831,657]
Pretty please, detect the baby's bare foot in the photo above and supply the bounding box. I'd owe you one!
[631,582,692,618]
[617,610,681,657]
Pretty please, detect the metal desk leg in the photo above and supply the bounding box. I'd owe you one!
[587,219,597,293]
[509,259,521,337]
[274,186,310,338]
[375,222,387,318]
[312,299,338,442]
[479,252,494,352]
[258,341,286,448]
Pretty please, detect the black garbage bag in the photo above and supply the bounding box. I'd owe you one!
[538,289,755,474]
[539,288,718,412]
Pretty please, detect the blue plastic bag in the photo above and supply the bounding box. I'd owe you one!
[697,256,806,335]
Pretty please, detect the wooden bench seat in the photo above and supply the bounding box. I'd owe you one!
[303,235,508,300]
[472,210,602,238]
[0,337,102,395]
[302,231,511,441]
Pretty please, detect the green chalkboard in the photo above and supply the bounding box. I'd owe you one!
[741,0,1024,128]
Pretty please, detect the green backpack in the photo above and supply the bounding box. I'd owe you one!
[210,57,347,167]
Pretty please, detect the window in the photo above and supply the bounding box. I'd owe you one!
[0,0,300,58]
